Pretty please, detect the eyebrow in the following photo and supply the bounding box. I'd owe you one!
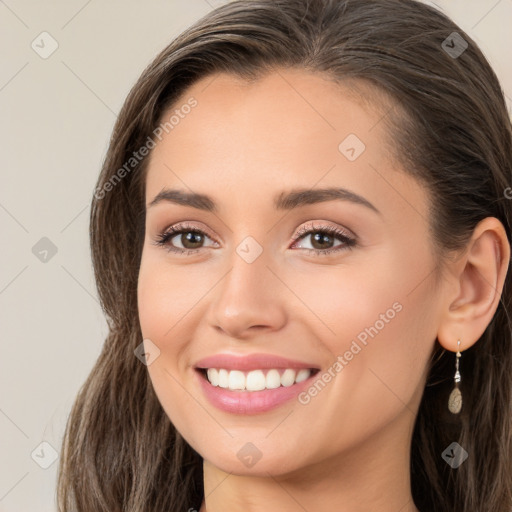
[147,187,381,215]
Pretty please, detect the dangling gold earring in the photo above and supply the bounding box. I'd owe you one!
[448,339,462,414]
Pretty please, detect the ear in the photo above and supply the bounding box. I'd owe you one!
[437,217,511,352]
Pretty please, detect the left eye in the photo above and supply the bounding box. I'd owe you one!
[290,224,356,255]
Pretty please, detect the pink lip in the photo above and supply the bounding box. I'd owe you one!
[194,352,319,371]
[195,369,317,415]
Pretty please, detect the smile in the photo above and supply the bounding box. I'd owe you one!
[201,368,316,391]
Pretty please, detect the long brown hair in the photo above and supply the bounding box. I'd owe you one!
[57,1,512,510]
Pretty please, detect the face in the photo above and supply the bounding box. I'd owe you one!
[137,68,443,476]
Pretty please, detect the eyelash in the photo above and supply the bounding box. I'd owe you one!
[153,221,357,257]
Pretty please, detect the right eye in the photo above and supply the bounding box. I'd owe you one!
[153,222,218,255]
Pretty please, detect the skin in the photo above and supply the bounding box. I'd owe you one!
[137,68,510,512]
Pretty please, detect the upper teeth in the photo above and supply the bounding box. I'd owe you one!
[206,368,311,391]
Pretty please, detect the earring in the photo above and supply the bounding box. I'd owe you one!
[448,340,462,414]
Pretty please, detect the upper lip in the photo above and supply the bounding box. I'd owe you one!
[194,353,320,372]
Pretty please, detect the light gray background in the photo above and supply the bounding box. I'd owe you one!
[1,1,511,510]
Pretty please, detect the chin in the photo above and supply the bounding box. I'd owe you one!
[200,443,306,477]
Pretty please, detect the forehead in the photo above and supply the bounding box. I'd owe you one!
[143,68,425,221]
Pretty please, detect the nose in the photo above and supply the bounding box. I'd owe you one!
[207,246,287,340]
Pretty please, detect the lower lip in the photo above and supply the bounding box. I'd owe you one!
[195,369,316,414]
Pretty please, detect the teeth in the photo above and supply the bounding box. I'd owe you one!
[295,368,311,383]
[218,369,229,388]
[280,368,296,387]
[207,368,219,386]
[246,370,266,391]
[265,369,281,389]
[204,368,313,391]
[228,370,245,390]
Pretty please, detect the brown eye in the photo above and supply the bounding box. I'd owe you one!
[154,223,218,255]
[292,223,357,256]
[177,231,205,249]
[309,232,336,250]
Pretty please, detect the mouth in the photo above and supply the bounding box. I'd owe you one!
[193,352,322,414]
[196,367,321,392]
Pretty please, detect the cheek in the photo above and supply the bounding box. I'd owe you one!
[285,251,436,434]
[286,255,405,351]
[137,251,207,342]
[137,257,198,439]
[137,252,219,436]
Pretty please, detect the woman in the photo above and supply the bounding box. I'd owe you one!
[57,0,512,511]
